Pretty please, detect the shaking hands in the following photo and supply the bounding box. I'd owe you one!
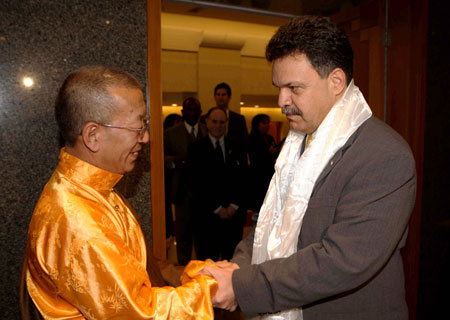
[199,260,240,311]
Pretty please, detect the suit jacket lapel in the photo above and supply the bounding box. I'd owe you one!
[224,139,231,165]
[312,121,365,192]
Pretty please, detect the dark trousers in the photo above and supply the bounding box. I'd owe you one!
[194,210,244,261]
[174,201,194,266]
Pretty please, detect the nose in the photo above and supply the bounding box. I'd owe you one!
[140,129,150,144]
[278,88,291,108]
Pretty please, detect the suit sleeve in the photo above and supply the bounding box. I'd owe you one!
[232,146,416,317]
[163,129,174,169]
[232,213,259,267]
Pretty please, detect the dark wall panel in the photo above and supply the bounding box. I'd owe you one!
[0,1,149,318]
[418,0,450,318]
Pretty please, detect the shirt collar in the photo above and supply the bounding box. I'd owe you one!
[208,134,224,146]
[184,122,198,133]
[57,148,123,191]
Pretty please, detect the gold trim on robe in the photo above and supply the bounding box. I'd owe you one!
[26,149,217,319]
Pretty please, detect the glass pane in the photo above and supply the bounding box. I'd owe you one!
[165,0,370,18]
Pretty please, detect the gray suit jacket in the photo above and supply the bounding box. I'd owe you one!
[232,116,416,320]
[164,122,207,203]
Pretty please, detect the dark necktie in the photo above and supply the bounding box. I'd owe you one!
[215,140,224,164]
[189,127,196,143]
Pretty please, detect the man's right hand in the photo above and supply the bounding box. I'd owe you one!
[199,261,240,311]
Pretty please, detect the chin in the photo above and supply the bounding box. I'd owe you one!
[289,123,303,132]
[122,162,136,174]
[125,165,136,173]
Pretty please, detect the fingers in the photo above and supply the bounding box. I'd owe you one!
[196,260,240,311]
[197,265,214,277]
[215,260,239,270]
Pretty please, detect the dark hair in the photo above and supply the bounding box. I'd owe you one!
[182,97,201,110]
[206,106,228,119]
[266,16,353,84]
[214,82,232,96]
[251,114,270,135]
[164,113,182,130]
[55,65,141,146]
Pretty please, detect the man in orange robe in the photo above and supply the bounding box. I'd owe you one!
[25,66,216,319]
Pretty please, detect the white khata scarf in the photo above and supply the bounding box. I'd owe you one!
[252,80,372,320]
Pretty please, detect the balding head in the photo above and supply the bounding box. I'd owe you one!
[55,65,142,146]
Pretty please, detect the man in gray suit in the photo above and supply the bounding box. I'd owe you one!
[201,16,416,320]
[164,97,207,265]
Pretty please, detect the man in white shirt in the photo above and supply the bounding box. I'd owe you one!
[164,97,207,265]
[188,107,247,261]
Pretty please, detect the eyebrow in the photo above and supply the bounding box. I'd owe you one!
[138,111,148,119]
[272,81,304,88]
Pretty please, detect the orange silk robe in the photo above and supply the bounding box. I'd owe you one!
[26,149,217,319]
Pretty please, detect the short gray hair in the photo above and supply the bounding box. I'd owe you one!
[55,65,141,146]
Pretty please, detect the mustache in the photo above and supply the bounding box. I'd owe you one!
[281,106,302,116]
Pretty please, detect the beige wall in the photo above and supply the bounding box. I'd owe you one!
[162,49,278,112]
[161,12,279,109]
[161,12,288,137]
[162,50,197,93]
[198,47,242,112]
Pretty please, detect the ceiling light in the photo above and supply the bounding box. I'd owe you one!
[23,77,34,87]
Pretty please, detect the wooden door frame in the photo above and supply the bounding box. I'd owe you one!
[147,0,166,260]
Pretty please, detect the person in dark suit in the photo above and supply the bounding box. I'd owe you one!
[214,83,248,159]
[201,16,416,320]
[188,107,246,262]
[163,113,182,248]
[164,97,207,265]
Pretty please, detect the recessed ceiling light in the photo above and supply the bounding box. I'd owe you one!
[23,77,34,87]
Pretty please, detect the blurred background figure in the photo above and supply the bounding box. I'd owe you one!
[214,82,248,167]
[164,98,207,265]
[164,113,182,130]
[248,114,280,212]
[163,113,182,251]
[188,107,246,261]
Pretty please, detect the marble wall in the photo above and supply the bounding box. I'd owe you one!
[0,1,149,318]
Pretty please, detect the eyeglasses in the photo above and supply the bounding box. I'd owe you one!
[98,119,149,138]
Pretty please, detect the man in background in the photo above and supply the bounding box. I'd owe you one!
[25,66,216,319]
[208,82,248,167]
[202,16,416,320]
[189,107,246,262]
[164,97,207,265]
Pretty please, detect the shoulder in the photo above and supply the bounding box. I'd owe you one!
[355,117,413,156]
[34,172,109,226]
[229,110,245,121]
[165,123,185,136]
[343,116,415,174]
[199,122,208,136]
[29,177,103,252]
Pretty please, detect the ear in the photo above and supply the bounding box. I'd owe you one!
[328,68,347,97]
[81,122,101,152]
